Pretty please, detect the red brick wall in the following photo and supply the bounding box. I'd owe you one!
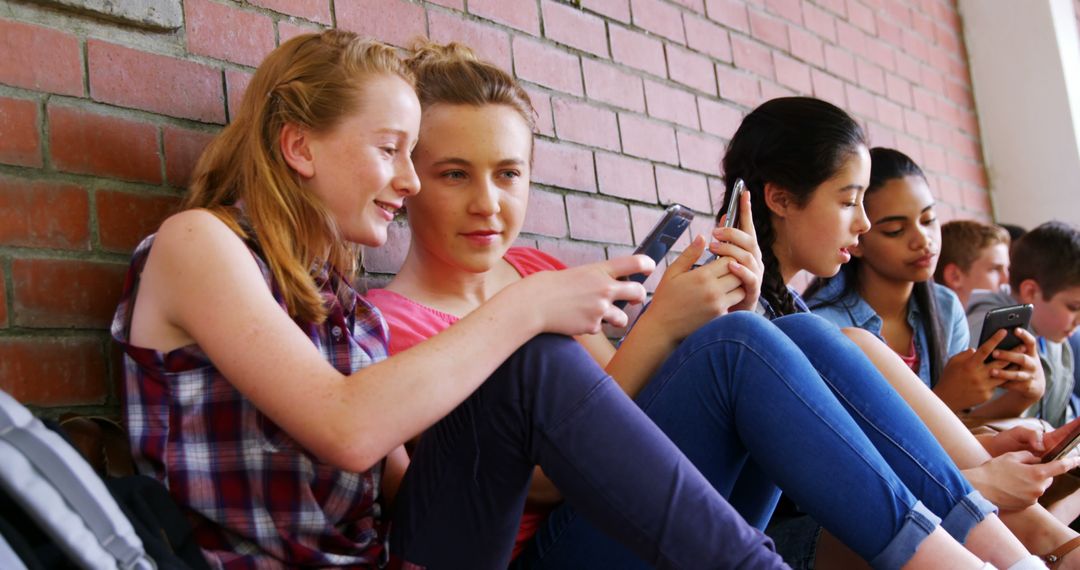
[0,0,989,414]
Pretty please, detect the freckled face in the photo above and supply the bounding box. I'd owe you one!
[407,104,532,273]
[305,74,421,246]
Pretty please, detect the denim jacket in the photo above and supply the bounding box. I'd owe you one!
[804,271,969,388]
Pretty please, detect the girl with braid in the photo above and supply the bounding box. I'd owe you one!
[718,96,1080,568]
[367,42,1047,570]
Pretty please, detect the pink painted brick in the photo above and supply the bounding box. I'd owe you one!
[676,129,724,173]
[936,25,963,56]
[759,81,795,101]
[164,126,217,188]
[697,98,742,139]
[856,58,885,95]
[522,188,568,237]
[337,0,426,48]
[928,120,952,149]
[48,104,161,184]
[532,139,596,192]
[945,79,973,111]
[774,53,811,92]
[920,142,947,173]
[836,20,867,54]
[765,0,802,23]
[0,19,82,97]
[885,73,911,107]
[609,25,667,77]
[731,35,774,79]
[249,0,330,24]
[427,0,464,9]
[553,98,621,151]
[882,0,912,27]
[619,113,679,164]
[525,87,555,137]
[876,12,902,44]
[846,0,875,33]
[895,52,922,84]
[671,0,705,13]
[876,96,904,130]
[811,69,846,108]
[684,15,732,62]
[88,41,224,124]
[824,44,856,82]
[542,0,608,57]
[583,59,645,112]
[866,122,895,149]
[566,194,633,244]
[844,84,876,120]
[596,152,658,202]
[645,80,700,129]
[817,0,846,16]
[536,239,606,266]
[802,4,836,42]
[705,0,749,33]
[0,97,41,168]
[514,36,583,96]
[666,44,717,95]
[225,70,253,123]
[911,86,936,117]
[470,0,540,34]
[788,27,824,67]
[429,9,512,72]
[716,65,760,107]
[185,0,275,67]
[279,21,324,44]
[903,108,929,139]
[865,37,896,72]
[748,10,788,50]
[630,0,686,43]
[920,66,945,96]
[656,165,711,213]
[581,0,631,23]
[901,27,930,62]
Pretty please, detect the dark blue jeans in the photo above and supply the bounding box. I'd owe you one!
[514,313,993,570]
[390,333,785,569]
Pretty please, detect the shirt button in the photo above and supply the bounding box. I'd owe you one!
[331,326,342,338]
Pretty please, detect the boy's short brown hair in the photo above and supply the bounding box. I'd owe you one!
[934,220,1010,282]
[1009,221,1080,298]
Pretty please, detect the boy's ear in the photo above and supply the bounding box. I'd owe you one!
[762,182,793,218]
[941,263,963,290]
[1015,278,1042,304]
[280,122,315,179]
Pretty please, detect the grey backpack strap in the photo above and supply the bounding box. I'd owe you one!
[0,527,29,570]
[0,390,155,570]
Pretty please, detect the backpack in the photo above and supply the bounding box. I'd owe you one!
[0,388,156,569]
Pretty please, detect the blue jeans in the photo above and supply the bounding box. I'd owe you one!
[515,312,993,570]
[391,334,785,569]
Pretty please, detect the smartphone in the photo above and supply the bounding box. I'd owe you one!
[699,178,746,266]
[1042,416,1080,463]
[977,303,1034,363]
[615,204,694,309]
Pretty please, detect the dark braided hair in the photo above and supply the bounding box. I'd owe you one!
[804,148,948,386]
[719,97,867,316]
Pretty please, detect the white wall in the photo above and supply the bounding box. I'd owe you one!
[959,0,1080,229]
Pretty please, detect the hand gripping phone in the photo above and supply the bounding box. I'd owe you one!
[1042,416,1080,463]
[699,178,745,266]
[977,304,1034,363]
[614,204,694,309]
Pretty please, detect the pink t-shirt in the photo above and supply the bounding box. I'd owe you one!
[365,247,566,559]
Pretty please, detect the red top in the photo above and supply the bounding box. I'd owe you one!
[897,336,920,374]
[366,247,566,560]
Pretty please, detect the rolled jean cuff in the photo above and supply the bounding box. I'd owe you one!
[941,490,997,544]
[870,501,941,570]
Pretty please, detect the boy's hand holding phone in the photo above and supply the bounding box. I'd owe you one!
[990,327,1046,401]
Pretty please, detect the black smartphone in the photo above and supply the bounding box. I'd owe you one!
[1042,416,1080,463]
[977,303,1034,363]
[615,204,694,309]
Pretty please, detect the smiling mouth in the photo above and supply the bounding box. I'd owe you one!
[375,200,400,215]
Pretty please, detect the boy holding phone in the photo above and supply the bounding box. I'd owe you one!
[967,222,1080,428]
